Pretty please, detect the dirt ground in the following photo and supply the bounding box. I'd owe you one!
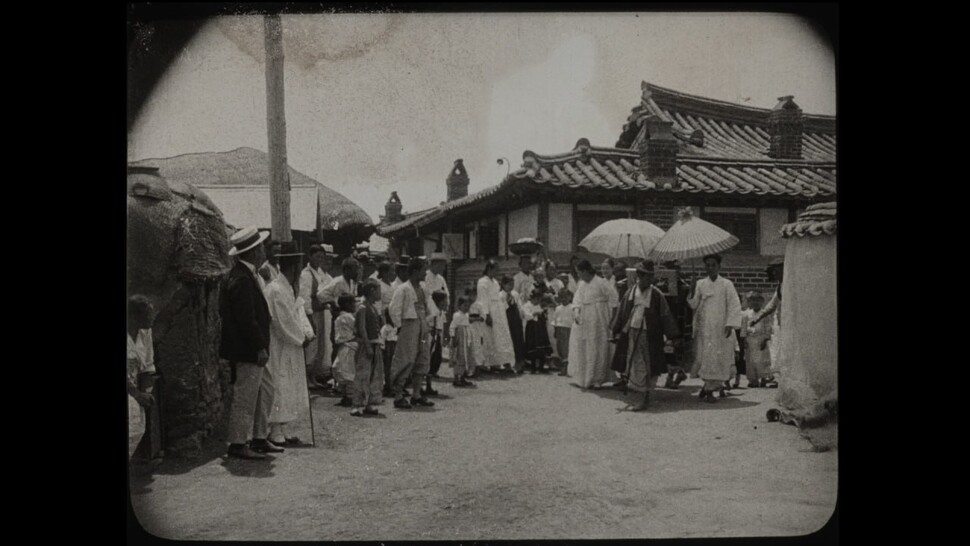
[129,366,837,540]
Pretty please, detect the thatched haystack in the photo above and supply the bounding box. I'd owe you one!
[127,165,232,457]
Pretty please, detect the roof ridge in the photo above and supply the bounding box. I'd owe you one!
[524,145,639,164]
[678,157,836,168]
[129,147,262,164]
[642,81,836,129]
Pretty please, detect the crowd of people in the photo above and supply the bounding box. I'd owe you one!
[126,225,783,462]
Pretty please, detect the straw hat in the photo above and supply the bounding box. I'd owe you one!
[228,226,269,257]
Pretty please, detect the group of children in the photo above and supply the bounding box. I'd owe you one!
[327,271,583,409]
[451,277,576,379]
[325,278,454,416]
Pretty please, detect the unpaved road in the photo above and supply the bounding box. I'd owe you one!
[130,370,837,540]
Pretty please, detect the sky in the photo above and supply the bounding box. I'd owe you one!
[127,12,836,229]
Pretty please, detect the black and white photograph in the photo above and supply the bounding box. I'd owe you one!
[126,5,838,541]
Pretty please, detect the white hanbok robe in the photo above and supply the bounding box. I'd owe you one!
[476,275,516,367]
[687,275,742,384]
[266,276,314,424]
[567,276,614,388]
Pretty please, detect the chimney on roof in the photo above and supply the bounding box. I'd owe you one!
[384,191,403,223]
[447,159,469,201]
[638,115,679,185]
[768,96,803,160]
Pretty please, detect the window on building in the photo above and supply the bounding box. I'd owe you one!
[703,211,758,253]
[478,222,499,259]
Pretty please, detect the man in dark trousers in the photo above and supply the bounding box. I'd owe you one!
[220,226,284,460]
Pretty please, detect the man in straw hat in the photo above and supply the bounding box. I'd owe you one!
[687,254,742,403]
[299,244,335,389]
[611,260,681,410]
[220,226,283,459]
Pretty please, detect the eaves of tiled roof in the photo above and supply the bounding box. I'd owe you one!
[780,202,837,238]
[375,179,519,236]
[377,144,835,238]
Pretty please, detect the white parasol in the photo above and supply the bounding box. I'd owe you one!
[648,208,738,262]
[578,218,665,260]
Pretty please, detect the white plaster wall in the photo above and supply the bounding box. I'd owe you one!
[759,208,789,256]
[548,203,573,251]
[508,204,539,247]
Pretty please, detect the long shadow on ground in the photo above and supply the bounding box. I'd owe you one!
[578,382,761,413]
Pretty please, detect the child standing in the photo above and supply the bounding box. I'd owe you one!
[423,290,448,397]
[553,289,573,376]
[467,288,486,378]
[380,308,397,397]
[740,291,774,388]
[500,276,527,373]
[523,288,553,373]
[352,280,384,416]
[332,294,358,407]
[449,297,475,387]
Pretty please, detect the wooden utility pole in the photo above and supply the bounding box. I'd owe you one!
[264,14,291,243]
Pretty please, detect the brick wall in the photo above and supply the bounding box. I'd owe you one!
[717,266,778,297]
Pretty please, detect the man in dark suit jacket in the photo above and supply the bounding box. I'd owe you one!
[611,260,681,411]
[220,227,283,460]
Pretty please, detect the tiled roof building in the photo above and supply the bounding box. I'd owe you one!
[378,81,836,296]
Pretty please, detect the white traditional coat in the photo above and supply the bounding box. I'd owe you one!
[476,275,516,367]
[687,275,742,383]
[266,276,314,424]
[567,276,615,388]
